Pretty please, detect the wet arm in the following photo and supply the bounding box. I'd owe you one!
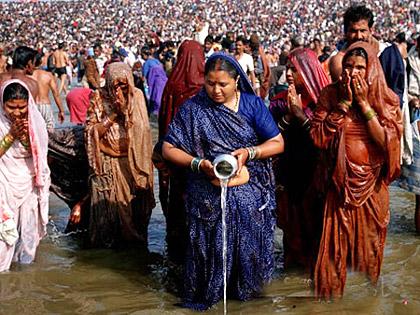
[360,102,386,148]
[162,141,193,167]
[49,75,65,117]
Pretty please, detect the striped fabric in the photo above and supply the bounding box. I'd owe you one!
[36,103,55,130]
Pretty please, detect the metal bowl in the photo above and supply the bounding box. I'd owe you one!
[213,154,238,179]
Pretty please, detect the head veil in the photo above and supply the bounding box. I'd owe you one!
[159,40,205,139]
[288,47,330,105]
[206,52,255,95]
[103,62,153,190]
[0,79,50,234]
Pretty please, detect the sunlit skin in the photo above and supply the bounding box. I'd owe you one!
[346,20,372,44]
[235,40,245,55]
[204,70,238,107]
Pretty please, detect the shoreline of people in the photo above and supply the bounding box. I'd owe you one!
[0,2,419,312]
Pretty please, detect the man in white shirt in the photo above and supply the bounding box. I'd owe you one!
[234,36,257,91]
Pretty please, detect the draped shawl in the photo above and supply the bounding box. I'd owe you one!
[0,79,50,235]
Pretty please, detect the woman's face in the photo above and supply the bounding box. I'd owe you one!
[4,98,28,121]
[112,77,129,112]
[286,60,304,92]
[342,55,367,79]
[204,70,237,104]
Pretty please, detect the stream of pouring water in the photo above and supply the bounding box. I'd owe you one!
[220,178,229,315]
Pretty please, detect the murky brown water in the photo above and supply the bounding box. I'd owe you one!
[0,119,419,314]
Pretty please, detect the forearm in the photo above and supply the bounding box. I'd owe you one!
[254,134,284,159]
[360,103,386,148]
[162,141,194,167]
[0,133,14,158]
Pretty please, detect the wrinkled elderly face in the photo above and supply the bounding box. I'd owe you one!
[4,98,28,121]
[346,20,372,44]
[205,70,237,104]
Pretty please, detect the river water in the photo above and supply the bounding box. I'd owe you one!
[0,122,419,314]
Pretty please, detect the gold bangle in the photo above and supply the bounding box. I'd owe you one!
[339,100,352,108]
[0,134,14,151]
[363,108,377,121]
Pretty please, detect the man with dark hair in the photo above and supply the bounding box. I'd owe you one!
[31,53,65,130]
[235,35,257,90]
[329,5,382,81]
[204,35,214,61]
[52,42,70,94]
[0,46,39,100]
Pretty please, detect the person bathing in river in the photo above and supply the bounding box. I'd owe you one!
[0,80,50,272]
[162,53,284,310]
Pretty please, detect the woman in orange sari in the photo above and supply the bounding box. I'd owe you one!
[310,42,402,299]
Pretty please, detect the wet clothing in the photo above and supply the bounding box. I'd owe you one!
[37,103,55,130]
[85,63,155,248]
[0,79,50,272]
[310,42,402,299]
[55,66,67,77]
[164,53,279,310]
[269,48,330,272]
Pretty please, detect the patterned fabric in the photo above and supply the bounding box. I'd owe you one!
[165,90,277,310]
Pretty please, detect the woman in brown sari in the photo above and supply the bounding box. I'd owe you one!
[156,40,205,261]
[310,42,402,299]
[85,62,155,248]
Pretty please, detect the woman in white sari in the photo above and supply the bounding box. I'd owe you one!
[0,79,50,272]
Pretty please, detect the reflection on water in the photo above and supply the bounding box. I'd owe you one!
[0,115,419,314]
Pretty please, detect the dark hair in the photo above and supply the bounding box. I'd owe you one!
[93,43,102,51]
[236,35,249,45]
[343,5,374,33]
[204,35,214,44]
[342,47,368,64]
[58,42,65,49]
[12,46,37,70]
[395,32,406,44]
[35,52,44,67]
[3,83,29,103]
[141,46,151,56]
[204,57,238,80]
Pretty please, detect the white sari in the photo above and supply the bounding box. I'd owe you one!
[0,79,50,272]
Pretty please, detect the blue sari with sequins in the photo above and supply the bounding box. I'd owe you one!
[165,87,278,310]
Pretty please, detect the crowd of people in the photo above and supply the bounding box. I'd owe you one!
[0,0,418,55]
[0,1,419,313]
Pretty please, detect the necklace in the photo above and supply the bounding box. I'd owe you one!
[232,91,239,112]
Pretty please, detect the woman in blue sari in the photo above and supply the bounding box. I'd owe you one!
[162,53,284,310]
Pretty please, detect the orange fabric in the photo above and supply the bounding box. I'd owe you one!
[310,41,402,299]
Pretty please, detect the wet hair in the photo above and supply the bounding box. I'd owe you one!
[343,5,374,33]
[342,47,368,64]
[3,83,29,103]
[12,46,37,70]
[204,57,239,80]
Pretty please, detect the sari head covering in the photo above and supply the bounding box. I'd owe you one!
[206,52,255,95]
[0,79,50,234]
[315,41,402,196]
[159,40,205,139]
[87,62,153,190]
[288,47,330,106]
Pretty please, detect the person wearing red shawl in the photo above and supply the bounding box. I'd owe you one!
[310,42,402,299]
[156,40,205,262]
[269,48,330,273]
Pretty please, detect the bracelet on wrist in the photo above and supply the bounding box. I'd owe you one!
[0,133,14,151]
[363,108,377,121]
[246,146,259,161]
[190,157,203,173]
[339,100,352,108]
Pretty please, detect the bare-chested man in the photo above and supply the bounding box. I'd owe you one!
[0,46,39,101]
[53,42,70,95]
[32,53,65,130]
[329,5,384,82]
